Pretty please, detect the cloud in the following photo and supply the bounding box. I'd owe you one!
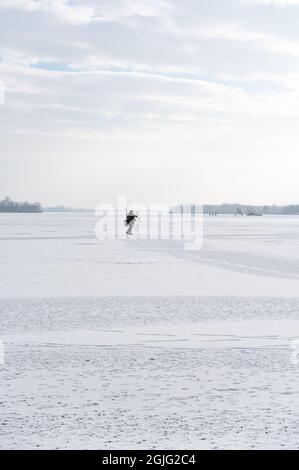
[0,0,94,24]
[0,81,5,104]
[0,0,299,139]
[252,0,299,5]
[1,0,299,204]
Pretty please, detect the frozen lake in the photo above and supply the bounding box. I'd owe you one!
[0,213,298,448]
[1,212,299,297]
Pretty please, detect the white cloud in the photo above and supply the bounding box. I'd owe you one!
[0,0,94,23]
[1,0,299,204]
[252,0,299,5]
[0,81,5,104]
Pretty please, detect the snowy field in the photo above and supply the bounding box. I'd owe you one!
[0,213,299,449]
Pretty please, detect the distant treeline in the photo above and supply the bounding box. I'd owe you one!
[0,198,93,213]
[2,198,299,215]
[43,205,91,213]
[0,197,41,213]
[204,204,299,215]
[171,203,299,215]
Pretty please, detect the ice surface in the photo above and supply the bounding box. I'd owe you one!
[1,297,298,450]
[0,214,299,449]
[1,213,299,297]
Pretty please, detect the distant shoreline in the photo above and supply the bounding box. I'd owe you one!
[171,203,299,216]
[1,197,299,215]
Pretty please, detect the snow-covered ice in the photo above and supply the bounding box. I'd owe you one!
[0,213,298,448]
[1,213,299,297]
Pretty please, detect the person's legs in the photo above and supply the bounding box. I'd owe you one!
[126,220,134,234]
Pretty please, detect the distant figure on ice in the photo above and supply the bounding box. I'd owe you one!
[125,210,140,235]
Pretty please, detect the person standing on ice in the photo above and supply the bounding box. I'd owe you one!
[125,210,140,235]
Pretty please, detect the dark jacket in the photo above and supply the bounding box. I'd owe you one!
[125,214,137,225]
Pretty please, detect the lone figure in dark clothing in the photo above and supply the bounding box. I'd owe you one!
[125,210,140,235]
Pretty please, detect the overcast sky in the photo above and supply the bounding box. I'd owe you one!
[1,0,299,207]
